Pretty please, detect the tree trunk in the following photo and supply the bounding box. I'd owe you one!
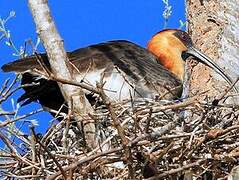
[186,0,239,101]
[28,0,96,148]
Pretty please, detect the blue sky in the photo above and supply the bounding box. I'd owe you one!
[0,0,186,134]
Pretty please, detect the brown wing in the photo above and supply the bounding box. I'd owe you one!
[1,40,182,118]
[2,40,181,86]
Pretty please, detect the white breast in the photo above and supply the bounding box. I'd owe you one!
[76,68,135,101]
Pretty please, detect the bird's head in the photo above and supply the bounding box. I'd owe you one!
[147,29,235,91]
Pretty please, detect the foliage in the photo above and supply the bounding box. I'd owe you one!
[162,0,186,30]
[0,11,40,58]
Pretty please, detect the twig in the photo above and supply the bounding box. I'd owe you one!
[96,77,135,179]
[30,128,37,176]
[0,109,43,127]
[0,78,10,96]
[30,126,67,179]
[146,159,206,179]
[46,147,123,180]
[0,131,41,170]
[0,111,16,116]
[213,76,239,105]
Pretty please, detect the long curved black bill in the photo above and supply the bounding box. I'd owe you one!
[186,46,238,93]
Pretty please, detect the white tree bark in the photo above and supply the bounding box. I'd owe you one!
[28,0,96,148]
[186,0,239,101]
[217,1,239,81]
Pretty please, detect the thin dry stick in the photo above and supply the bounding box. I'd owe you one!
[89,116,132,156]
[186,125,239,159]
[96,81,128,145]
[0,109,43,127]
[33,53,100,94]
[137,93,201,115]
[213,76,239,105]
[62,97,73,153]
[0,82,39,104]
[146,159,206,180]
[30,126,67,179]
[0,131,41,170]
[0,78,10,96]
[30,129,37,176]
[1,74,19,98]
[46,147,123,180]
[0,111,16,116]
[96,79,135,178]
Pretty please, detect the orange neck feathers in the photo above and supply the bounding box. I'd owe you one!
[147,30,187,81]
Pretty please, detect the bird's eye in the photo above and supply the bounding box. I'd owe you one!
[173,31,192,47]
[181,33,187,41]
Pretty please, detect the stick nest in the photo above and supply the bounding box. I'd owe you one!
[1,78,239,179]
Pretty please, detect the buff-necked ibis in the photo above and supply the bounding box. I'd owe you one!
[1,29,235,119]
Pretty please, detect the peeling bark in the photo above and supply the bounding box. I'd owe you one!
[28,0,96,148]
[186,0,239,100]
